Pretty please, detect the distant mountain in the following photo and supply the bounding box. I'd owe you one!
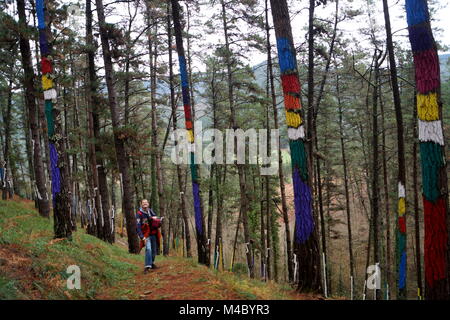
[440,53,450,81]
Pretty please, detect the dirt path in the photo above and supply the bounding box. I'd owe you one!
[95,252,324,300]
[97,258,246,300]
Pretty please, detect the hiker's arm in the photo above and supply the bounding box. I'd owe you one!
[136,213,144,239]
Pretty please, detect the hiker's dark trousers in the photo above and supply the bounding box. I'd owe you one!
[145,235,157,267]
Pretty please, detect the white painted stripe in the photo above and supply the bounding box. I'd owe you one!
[288,125,305,140]
[187,142,195,153]
[398,182,405,198]
[418,120,444,145]
[44,88,57,101]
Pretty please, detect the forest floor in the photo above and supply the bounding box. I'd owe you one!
[0,198,322,300]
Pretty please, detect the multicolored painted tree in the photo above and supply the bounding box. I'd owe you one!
[382,0,408,299]
[269,0,322,292]
[405,0,449,300]
[170,0,208,265]
[36,0,72,238]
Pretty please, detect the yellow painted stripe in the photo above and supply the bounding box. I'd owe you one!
[285,110,302,128]
[417,93,439,121]
[398,197,405,216]
[42,75,53,90]
[187,129,194,143]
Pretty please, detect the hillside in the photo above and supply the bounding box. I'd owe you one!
[0,199,320,300]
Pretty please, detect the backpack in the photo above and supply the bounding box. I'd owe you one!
[150,217,162,230]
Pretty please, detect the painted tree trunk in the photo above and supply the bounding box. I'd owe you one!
[269,0,322,293]
[35,0,72,238]
[265,0,293,282]
[382,0,408,299]
[171,0,208,265]
[405,0,449,300]
[167,2,192,258]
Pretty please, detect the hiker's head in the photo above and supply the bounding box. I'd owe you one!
[141,199,149,210]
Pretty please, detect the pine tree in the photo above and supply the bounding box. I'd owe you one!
[269,0,322,293]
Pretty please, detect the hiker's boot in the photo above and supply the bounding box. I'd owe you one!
[152,264,157,269]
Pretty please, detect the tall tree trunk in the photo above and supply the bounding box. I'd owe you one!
[214,165,225,270]
[95,0,139,253]
[207,58,224,269]
[147,7,158,211]
[405,0,449,300]
[35,0,72,238]
[371,49,384,300]
[311,0,339,295]
[167,2,192,258]
[336,72,355,299]
[380,79,392,299]
[1,78,13,200]
[22,97,36,204]
[412,93,423,299]
[306,0,317,229]
[86,0,112,242]
[219,0,254,278]
[265,0,293,282]
[171,0,208,265]
[263,21,272,281]
[260,176,267,279]
[270,0,322,293]
[146,16,168,255]
[315,145,329,296]
[363,216,373,299]
[382,0,407,299]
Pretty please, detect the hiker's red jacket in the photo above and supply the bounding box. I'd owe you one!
[136,208,157,239]
[136,208,161,252]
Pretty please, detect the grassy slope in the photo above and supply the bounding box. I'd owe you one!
[0,199,318,300]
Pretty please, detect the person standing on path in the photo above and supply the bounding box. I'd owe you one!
[136,199,161,273]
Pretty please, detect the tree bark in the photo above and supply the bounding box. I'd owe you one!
[1,78,13,200]
[219,0,254,278]
[265,0,293,283]
[95,0,139,253]
[270,0,322,293]
[336,72,355,299]
[35,0,72,238]
[382,0,407,299]
[86,0,113,242]
[412,93,423,299]
[167,4,192,258]
[371,49,384,300]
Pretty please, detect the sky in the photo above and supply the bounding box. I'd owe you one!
[183,0,450,72]
[5,0,449,72]
[228,0,450,67]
